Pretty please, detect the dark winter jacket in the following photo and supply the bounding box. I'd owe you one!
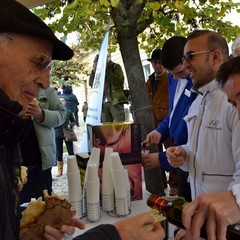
[61,86,79,113]
[0,89,30,240]
[54,109,76,138]
[73,224,121,240]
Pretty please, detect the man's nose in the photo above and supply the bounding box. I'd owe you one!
[36,70,50,89]
[182,58,191,69]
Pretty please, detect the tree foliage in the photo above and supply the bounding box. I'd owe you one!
[34,0,240,53]
[35,0,240,89]
[50,46,91,87]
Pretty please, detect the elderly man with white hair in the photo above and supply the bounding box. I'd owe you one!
[231,36,240,57]
[0,0,165,240]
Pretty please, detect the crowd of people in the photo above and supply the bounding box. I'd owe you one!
[1,0,240,240]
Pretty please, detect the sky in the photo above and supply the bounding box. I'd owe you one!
[225,9,240,25]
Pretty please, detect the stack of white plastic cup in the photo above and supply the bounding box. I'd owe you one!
[82,147,100,217]
[88,147,101,167]
[67,155,82,219]
[102,148,115,212]
[86,162,101,222]
[124,169,131,209]
[111,152,129,217]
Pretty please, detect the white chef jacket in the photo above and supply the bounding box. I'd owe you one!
[181,80,240,200]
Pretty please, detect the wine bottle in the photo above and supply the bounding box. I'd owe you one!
[147,194,240,239]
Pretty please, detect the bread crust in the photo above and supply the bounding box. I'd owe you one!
[20,194,76,240]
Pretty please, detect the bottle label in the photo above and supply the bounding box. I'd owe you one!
[147,195,187,213]
[154,196,168,212]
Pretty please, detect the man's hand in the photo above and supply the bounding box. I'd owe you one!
[25,102,44,121]
[174,229,192,240]
[143,130,162,147]
[44,218,85,240]
[44,213,166,240]
[182,192,240,240]
[114,213,165,240]
[166,146,186,168]
[142,152,160,169]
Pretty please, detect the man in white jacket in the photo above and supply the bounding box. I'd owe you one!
[167,30,240,240]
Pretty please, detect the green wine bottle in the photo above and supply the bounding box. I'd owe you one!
[147,194,240,239]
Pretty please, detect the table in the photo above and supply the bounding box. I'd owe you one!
[73,195,150,237]
[72,191,175,239]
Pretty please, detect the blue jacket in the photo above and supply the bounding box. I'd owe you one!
[61,92,79,113]
[156,73,197,171]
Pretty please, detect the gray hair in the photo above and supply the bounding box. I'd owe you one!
[0,33,11,50]
[231,37,240,57]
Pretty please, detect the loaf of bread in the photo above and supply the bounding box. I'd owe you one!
[17,166,28,191]
[31,98,39,106]
[20,192,76,240]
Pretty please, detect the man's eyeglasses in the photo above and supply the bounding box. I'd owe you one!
[182,50,214,63]
[28,55,52,71]
[2,33,52,71]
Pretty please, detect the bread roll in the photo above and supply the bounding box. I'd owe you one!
[20,192,76,240]
[31,98,39,106]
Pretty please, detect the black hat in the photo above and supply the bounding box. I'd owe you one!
[147,49,161,61]
[0,0,74,60]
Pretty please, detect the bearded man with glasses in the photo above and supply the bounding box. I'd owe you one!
[166,30,240,240]
[0,1,166,240]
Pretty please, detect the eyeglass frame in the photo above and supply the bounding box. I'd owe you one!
[182,50,215,63]
[2,33,52,71]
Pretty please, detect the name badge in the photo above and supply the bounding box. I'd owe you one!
[184,89,191,97]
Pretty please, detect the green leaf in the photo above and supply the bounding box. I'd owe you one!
[159,16,172,26]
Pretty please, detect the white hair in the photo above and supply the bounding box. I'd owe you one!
[231,37,240,57]
[0,33,11,50]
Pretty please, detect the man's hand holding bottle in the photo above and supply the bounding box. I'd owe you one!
[142,130,162,146]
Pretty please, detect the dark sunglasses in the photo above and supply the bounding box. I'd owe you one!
[182,50,214,62]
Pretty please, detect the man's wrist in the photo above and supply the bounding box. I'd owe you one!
[232,183,240,208]
[37,109,45,123]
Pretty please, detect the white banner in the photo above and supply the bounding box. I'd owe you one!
[80,31,109,152]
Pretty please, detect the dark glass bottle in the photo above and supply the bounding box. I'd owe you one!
[147,194,240,240]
